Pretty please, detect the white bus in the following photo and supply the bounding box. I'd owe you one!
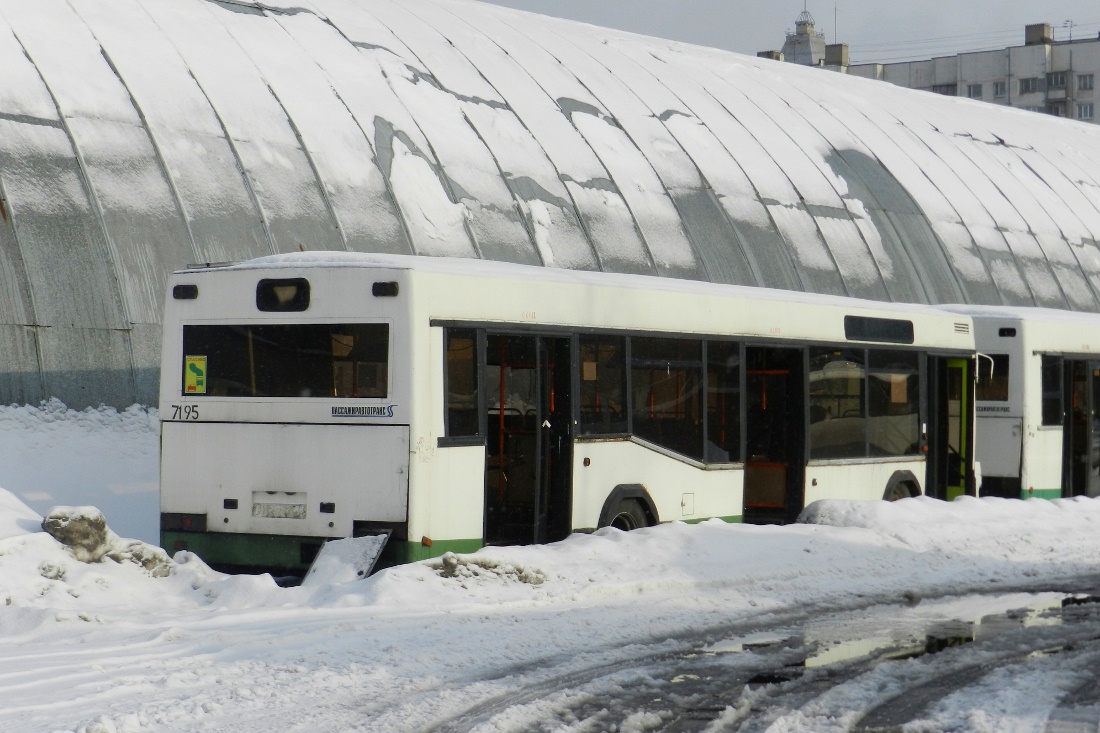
[946,305,1100,501]
[159,253,977,574]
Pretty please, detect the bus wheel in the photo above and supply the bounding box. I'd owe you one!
[886,483,915,501]
[607,500,648,531]
[883,471,921,502]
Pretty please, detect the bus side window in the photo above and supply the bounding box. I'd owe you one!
[629,337,704,461]
[1041,354,1063,426]
[976,354,1009,402]
[867,350,920,457]
[808,348,867,460]
[445,328,479,437]
[706,341,740,463]
[578,334,627,435]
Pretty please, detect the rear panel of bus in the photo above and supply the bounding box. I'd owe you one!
[159,265,414,573]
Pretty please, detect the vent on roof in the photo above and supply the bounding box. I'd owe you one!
[954,322,971,334]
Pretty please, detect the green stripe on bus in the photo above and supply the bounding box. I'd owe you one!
[161,531,486,572]
[1022,488,1062,500]
[161,530,318,571]
[390,539,484,564]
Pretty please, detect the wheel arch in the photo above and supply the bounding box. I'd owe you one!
[883,470,922,501]
[597,484,660,528]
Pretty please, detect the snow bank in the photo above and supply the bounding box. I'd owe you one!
[800,494,1100,558]
[0,489,284,621]
[5,487,1100,624]
[314,495,1100,618]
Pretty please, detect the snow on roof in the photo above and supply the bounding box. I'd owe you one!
[3,0,1100,406]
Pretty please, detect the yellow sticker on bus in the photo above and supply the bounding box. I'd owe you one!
[185,356,207,394]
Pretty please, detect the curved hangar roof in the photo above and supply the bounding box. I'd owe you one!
[3,0,1100,407]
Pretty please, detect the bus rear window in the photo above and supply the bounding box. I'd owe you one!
[182,323,389,398]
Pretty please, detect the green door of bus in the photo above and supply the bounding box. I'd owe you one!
[928,356,973,501]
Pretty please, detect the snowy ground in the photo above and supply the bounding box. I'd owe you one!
[2,404,1100,732]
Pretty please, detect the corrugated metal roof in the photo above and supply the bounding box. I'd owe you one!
[2,0,1100,406]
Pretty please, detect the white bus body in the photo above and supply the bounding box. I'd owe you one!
[946,305,1100,500]
[160,253,977,572]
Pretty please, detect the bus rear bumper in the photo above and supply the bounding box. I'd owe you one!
[161,527,484,576]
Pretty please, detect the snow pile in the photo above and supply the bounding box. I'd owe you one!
[435,550,547,586]
[316,495,1100,619]
[40,505,171,575]
[4,470,1100,624]
[0,490,285,619]
[800,493,1100,560]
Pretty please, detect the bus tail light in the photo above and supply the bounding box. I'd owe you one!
[161,512,207,532]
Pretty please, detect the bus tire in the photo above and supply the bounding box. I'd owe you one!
[607,500,648,531]
[884,470,921,501]
[597,485,658,530]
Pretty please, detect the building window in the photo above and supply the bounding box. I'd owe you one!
[1047,72,1067,89]
[993,80,1007,97]
[1048,103,1066,117]
[1079,74,1095,91]
[967,84,983,99]
[1079,103,1095,120]
[1019,77,1040,94]
[931,83,957,96]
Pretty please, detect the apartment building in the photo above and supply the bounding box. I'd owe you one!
[848,24,1098,124]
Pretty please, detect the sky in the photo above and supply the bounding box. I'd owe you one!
[475,0,1100,65]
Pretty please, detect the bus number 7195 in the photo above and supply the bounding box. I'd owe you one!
[170,404,200,421]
